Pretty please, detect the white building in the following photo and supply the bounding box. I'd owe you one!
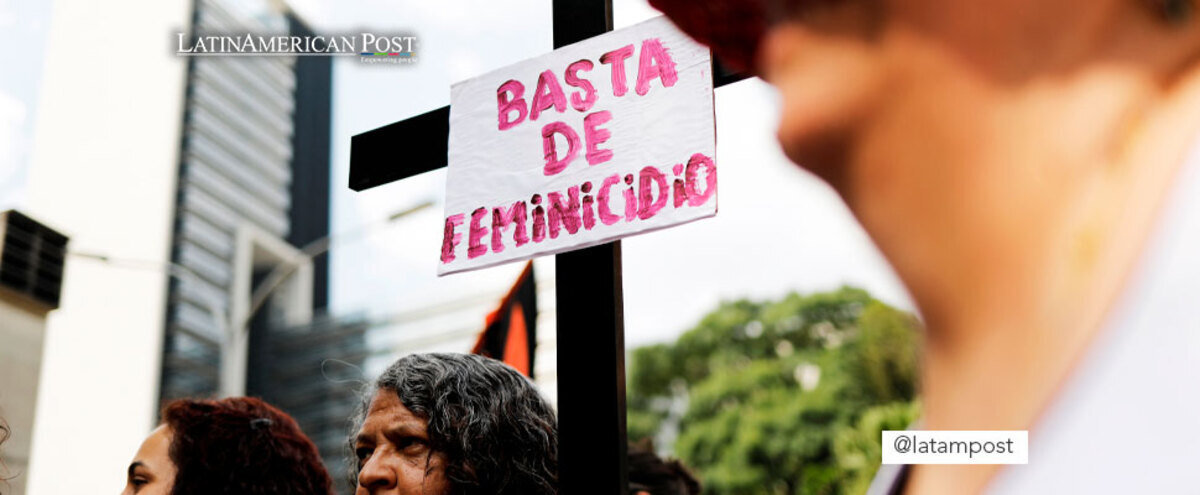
[0,211,66,495]
[23,0,328,492]
[22,2,189,493]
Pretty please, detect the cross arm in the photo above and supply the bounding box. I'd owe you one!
[348,59,747,191]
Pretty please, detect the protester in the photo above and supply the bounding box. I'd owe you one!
[0,418,9,494]
[628,440,701,495]
[122,397,333,495]
[649,0,1200,493]
[350,353,557,494]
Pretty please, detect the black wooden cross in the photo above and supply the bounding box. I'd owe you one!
[348,1,746,491]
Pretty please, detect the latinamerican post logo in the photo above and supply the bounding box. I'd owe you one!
[175,32,418,64]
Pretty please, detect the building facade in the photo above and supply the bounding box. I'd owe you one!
[159,0,365,481]
[0,211,66,495]
[159,0,332,402]
[24,0,350,491]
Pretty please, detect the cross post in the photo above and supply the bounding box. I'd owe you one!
[348,2,746,490]
[547,0,629,492]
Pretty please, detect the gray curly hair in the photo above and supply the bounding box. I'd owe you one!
[350,353,558,494]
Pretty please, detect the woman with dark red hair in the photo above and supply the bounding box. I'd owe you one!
[122,397,333,495]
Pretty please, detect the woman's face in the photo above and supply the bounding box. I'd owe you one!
[656,0,1200,336]
[121,425,175,495]
[755,0,890,183]
[656,0,1166,188]
[756,0,1081,183]
[353,389,450,495]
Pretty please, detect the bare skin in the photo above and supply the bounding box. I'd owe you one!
[750,1,1200,493]
[121,425,176,495]
[354,389,451,495]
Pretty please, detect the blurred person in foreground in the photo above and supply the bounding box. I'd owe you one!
[649,0,1200,493]
[350,353,557,494]
[122,397,333,495]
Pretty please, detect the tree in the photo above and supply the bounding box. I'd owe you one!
[628,287,922,494]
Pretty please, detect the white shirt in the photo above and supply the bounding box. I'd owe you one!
[994,136,1200,493]
[869,136,1200,494]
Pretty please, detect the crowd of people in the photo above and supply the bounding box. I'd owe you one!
[106,352,698,495]
[0,353,701,494]
[0,351,705,493]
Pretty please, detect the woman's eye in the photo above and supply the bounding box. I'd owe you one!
[355,447,373,465]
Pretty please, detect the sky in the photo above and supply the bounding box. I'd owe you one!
[0,0,914,352]
[0,0,51,210]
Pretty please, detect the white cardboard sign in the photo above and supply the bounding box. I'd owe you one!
[440,16,716,275]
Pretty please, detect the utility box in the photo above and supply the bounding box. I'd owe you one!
[0,210,68,311]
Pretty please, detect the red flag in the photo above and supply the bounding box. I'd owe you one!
[472,262,538,377]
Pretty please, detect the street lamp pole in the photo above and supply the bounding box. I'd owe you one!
[235,200,432,337]
[68,252,231,372]
[72,200,434,399]
[220,200,434,397]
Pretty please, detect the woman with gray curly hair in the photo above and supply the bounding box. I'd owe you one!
[350,353,557,494]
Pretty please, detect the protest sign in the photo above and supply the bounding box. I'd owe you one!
[441,16,716,275]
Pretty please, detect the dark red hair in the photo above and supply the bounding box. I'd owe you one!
[161,397,333,495]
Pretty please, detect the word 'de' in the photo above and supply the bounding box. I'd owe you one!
[441,17,716,275]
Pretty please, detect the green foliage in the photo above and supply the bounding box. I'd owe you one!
[843,302,921,405]
[627,406,669,443]
[832,401,922,494]
[628,287,922,495]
